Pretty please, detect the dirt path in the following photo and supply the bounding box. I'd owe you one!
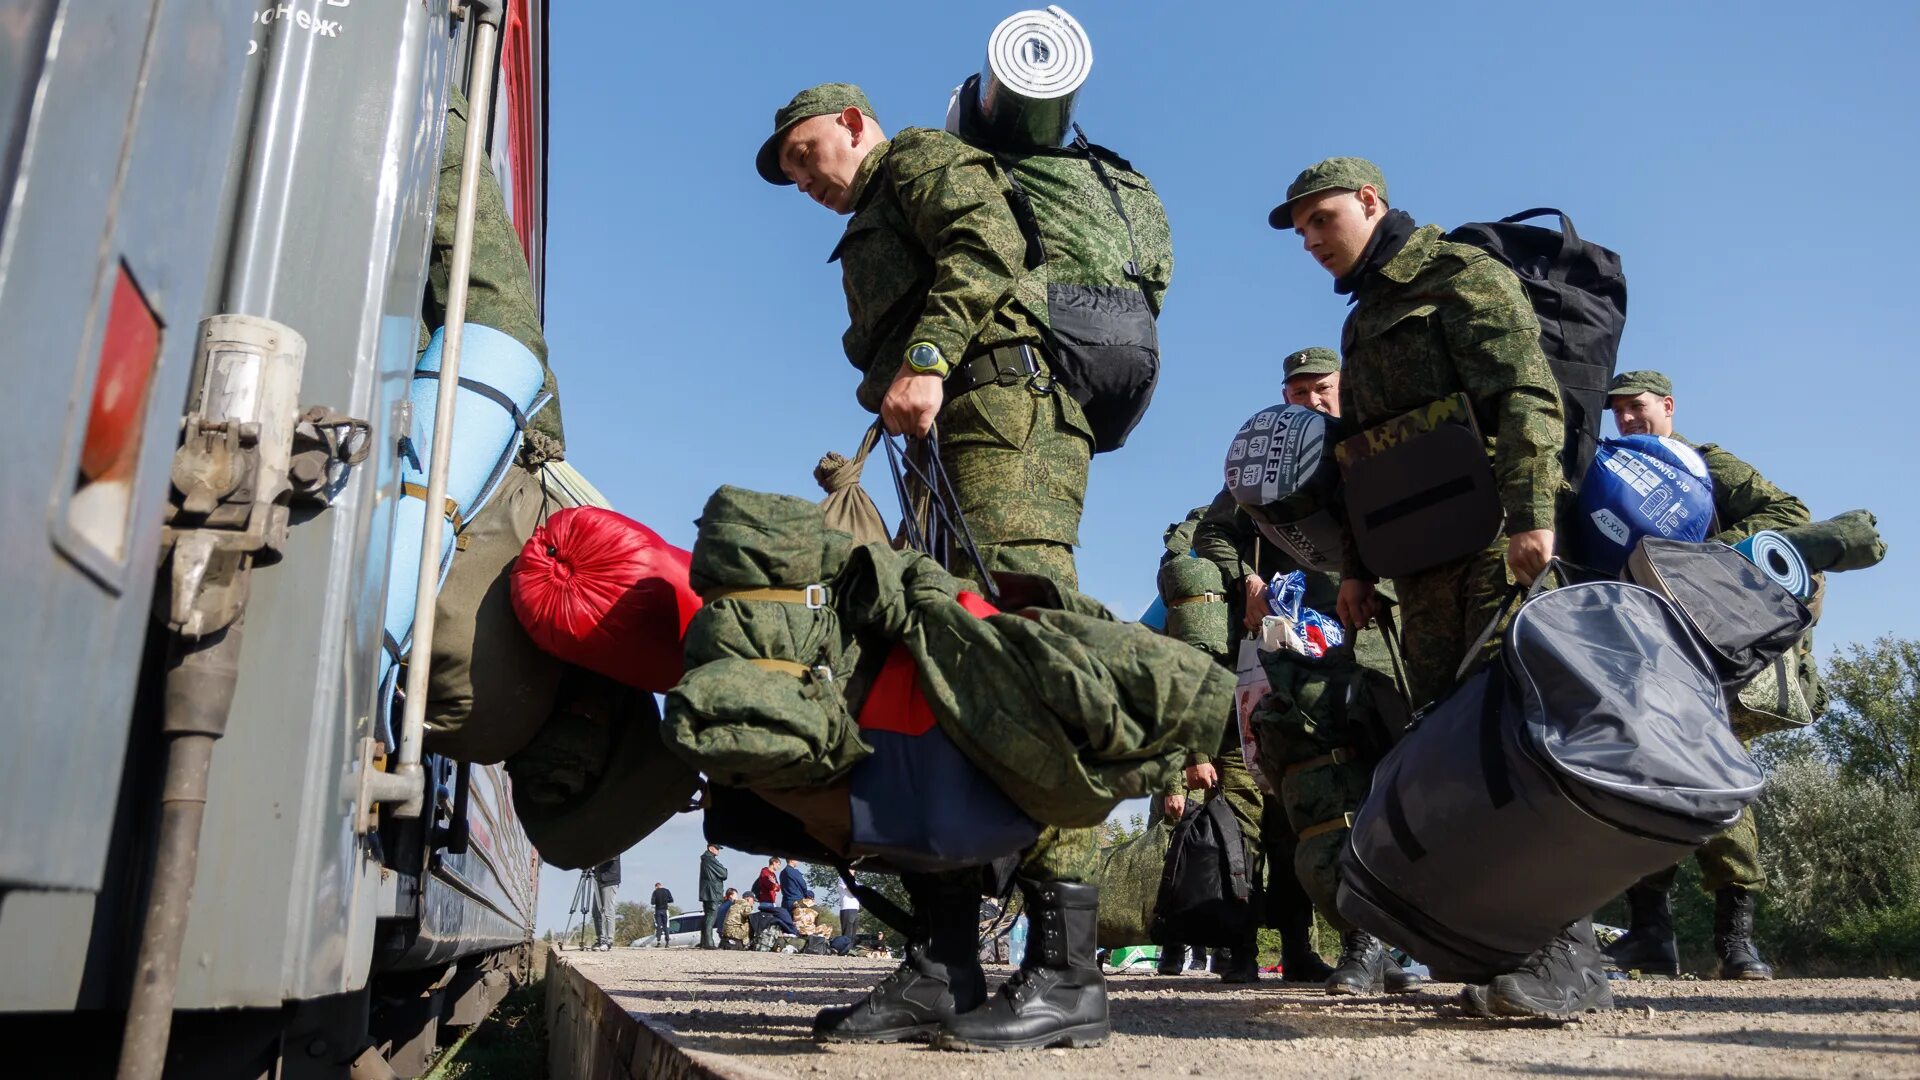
[562,948,1919,1078]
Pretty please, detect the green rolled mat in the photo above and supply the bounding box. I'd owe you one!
[662,657,871,790]
[506,668,701,870]
[1096,816,1175,949]
[1157,554,1231,655]
[1779,509,1888,573]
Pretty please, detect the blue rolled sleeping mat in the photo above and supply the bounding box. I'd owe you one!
[378,324,548,727]
[1573,434,1714,575]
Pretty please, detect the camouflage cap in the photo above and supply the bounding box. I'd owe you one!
[1608,369,1674,399]
[1267,157,1388,230]
[1283,347,1340,380]
[757,83,875,186]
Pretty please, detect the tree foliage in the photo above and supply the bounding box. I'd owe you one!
[1814,635,1919,795]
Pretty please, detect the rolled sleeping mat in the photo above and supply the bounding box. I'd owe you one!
[1224,403,1346,572]
[1733,530,1813,600]
[1574,435,1714,576]
[953,5,1093,149]
[1776,509,1889,574]
[1138,595,1168,631]
[378,323,549,725]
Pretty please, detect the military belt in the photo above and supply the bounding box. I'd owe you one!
[946,343,1050,399]
[1296,813,1355,843]
[1283,747,1355,778]
[705,584,828,609]
[1169,592,1224,607]
[400,481,464,532]
[748,658,835,683]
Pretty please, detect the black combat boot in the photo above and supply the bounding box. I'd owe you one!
[1383,948,1424,993]
[1603,884,1679,976]
[1277,903,1333,984]
[1487,918,1615,1020]
[1217,932,1261,984]
[1713,887,1774,981]
[1156,941,1187,975]
[934,878,1110,1052]
[813,877,985,1043]
[1325,930,1389,995]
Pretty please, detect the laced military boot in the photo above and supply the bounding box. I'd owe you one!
[1603,883,1679,976]
[934,878,1110,1052]
[1383,949,1424,993]
[1487,918,1615,1020]
[1278,909,1333,983]
[1156,942,1187,976]
[1325,929,1389,995]
[1713,887,1774,981]
[813,878,985,1043]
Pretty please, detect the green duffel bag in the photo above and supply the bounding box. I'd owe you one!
[424,463,574,764]
[1097,815,1175,949]
[1157,554,1230,659]
[506,666,701,870]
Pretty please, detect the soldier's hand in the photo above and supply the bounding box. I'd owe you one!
[1161,793,1186,818]
[1507,529,1555,585]
[1242,575,1268,631]
[1337,578,1379,631]
[1186,762,1218,790]
[881,364,945,438]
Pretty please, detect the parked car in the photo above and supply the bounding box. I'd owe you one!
[655,912,709,948]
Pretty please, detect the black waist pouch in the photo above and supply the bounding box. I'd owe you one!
[1337,394,1503,578]
[1044,283,1160,454]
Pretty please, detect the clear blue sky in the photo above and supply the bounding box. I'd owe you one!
[532,1,1920,933]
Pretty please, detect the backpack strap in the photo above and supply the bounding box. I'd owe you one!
[1205,798,1252,902]
[998,166,1049,270]
[1070,124,1157,316]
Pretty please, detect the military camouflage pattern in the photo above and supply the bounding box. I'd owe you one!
[757,82,876,186]
[1395,537,1516,708]
[1641,804,1764,894]
[1682,436,1813,544]
[1331,392,1476,470]
[1022,824,1103,883]
[1268,156,1389,231]
[1607,369,1674,398]
[994,143,1174,321]
[424,88,562,446]
[1158,554,1231,660]
[1096,815,1174,947]
[940,377,1094,554]
[1338,223,1566,572]
[834,129,1045,409]
[1284,347,1340,380]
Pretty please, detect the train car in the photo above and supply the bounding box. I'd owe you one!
[0,2,555,1076]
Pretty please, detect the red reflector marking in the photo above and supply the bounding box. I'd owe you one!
[81,266,161,482]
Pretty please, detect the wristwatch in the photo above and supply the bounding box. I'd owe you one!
[905,341,949,377]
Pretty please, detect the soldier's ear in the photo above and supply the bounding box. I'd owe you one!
[840,107,868,142]
[1662,396,1675,418]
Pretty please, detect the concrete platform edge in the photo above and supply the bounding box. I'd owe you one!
[544,945,781,1080]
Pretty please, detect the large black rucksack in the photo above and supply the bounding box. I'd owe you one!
[1445,209,1626,492]
[1151,798,1254,949]
[953,78,1173,454]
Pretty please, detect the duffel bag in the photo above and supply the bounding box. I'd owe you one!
[1336,569,1762,982]
[1625,537,1812,689]
[1151,799,1256,950]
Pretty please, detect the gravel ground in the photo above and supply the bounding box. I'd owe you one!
[565,948,1920,1079]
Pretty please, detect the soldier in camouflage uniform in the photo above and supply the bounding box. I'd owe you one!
[1270,159,1609,1020]
[1601,370,1816,981]
[1192,348,1420,996]
[758,83,1106,1052]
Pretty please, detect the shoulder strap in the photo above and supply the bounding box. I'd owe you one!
[1205,798,1251,901]
[996,164,1048,270]
[1070,124,1155,314]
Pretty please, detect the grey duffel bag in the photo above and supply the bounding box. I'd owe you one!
[1336,570,1763,982]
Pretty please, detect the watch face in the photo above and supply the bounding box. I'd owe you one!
[910,343,942,371]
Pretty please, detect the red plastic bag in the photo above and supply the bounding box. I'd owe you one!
[857,591,999,735]
[510,507,701,693]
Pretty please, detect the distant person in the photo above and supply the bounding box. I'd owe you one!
[839,886,861,945]
[1599,370,1812,982]
[779,859,815,918]
[793,898,822,937]
[700,844,729,949]
[720,888,752,948]
[650,881,674,947]
[590,857,620,951]
[755,857,784,908]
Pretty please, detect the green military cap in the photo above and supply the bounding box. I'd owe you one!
[756,82,876,187]
[1283,347,1340,380]
[1608,369,1674,399]
[1267,157,1388,230]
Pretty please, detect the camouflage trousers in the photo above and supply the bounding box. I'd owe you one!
[1394,537,1515,708]
[936,375,1094,591]
[1640,805,1763,895]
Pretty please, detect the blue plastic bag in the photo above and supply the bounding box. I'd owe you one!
[1575,435,1714,575]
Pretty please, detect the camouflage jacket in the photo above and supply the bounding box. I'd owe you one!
[1339,224,1564,578]
[1678,434,1812,543]
[833,129,1045,413]
[423,87,563,447]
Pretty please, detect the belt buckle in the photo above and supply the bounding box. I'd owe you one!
[1019,345,1055,395]
[804,583,828,609]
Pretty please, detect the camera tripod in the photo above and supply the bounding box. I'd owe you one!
[562,868,597,950]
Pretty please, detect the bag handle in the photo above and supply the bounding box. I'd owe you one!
[881,429,1002,606]
[1496,207,1583,282]
[1451,558,1571,685]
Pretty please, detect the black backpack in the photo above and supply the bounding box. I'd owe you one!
[1444,209,1626,493]
[1150,799,1254,949]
